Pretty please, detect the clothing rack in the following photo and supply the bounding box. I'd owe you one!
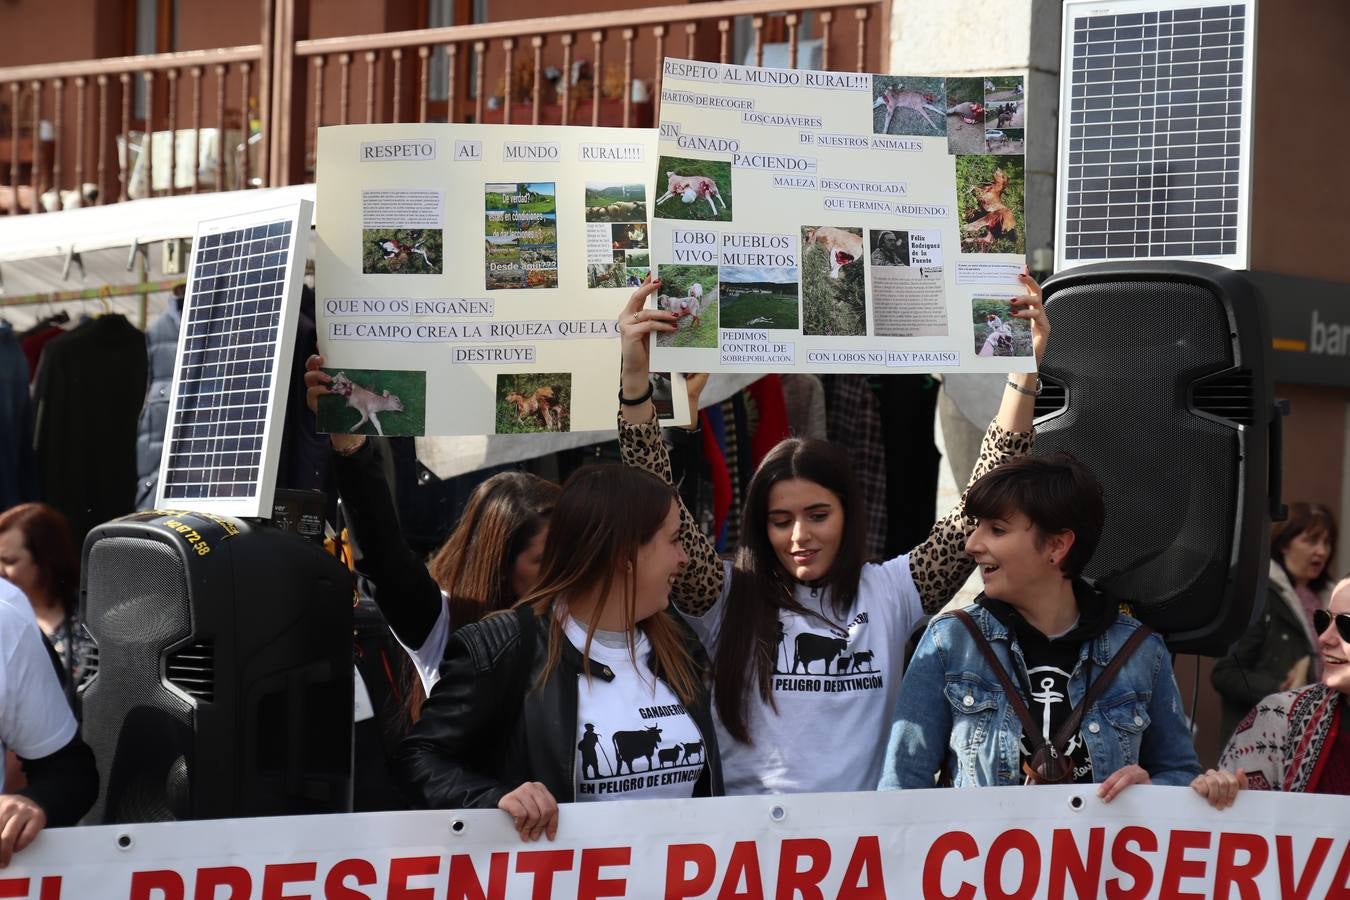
[0,279,181,329]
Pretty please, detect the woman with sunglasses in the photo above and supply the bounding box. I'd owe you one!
[1218,577,1350,795]
[880,453,1242,807]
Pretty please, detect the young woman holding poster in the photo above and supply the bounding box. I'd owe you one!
[304,354,558,717]
[398,463,723,841]
[616,273,1045,795]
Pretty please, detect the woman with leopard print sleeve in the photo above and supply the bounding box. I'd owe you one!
[616,274,1048,795]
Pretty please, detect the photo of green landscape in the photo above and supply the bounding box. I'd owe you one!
[718,265,800,330]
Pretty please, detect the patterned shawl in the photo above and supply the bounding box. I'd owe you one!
[1218,683,1343,792]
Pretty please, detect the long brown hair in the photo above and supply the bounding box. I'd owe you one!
[520,465,702,707]
[406,472,558,720]
[0,503,79,615]
[427,472,560,624]
[716,439,868,743]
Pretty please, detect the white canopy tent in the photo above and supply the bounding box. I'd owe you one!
[0,185,318,331]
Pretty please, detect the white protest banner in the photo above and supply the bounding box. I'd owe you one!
[7,787,1349,898]
[316,124,688,435]
[649,61,1035,375]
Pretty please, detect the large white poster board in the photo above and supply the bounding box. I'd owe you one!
[650,60,1037,375]
[315,125,688,436]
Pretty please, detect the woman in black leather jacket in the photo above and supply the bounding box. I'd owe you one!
[399,464,723,841]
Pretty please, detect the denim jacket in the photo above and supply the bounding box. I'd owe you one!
[879,603,1201,789]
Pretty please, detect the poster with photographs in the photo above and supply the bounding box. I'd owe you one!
[649,60,1032,375]
[316,124,688,434]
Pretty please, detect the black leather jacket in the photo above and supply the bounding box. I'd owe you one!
[398,604,724,809]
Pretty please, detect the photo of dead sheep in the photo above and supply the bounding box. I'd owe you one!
[801,226,867,336]
[944,77,987,155]
[655,264,719,349]
[652,157,733,222]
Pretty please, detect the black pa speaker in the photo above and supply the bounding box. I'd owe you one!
[78,511,354,822]
[1036,261,1279,655]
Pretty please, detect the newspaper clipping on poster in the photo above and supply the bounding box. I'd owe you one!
[649,60,1034,374]
[315,125,687,436]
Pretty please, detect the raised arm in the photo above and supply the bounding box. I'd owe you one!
[305,355,444,648]
[617,280,725,615]
[909,272,1047,614]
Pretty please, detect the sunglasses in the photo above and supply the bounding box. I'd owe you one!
[1313,609,1350,643]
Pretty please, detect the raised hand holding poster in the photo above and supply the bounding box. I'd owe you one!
[315,125,687,435]
[650,61,1034,374]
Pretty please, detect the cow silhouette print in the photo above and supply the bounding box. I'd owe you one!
[773,625,873,676]
[579,723,705,779]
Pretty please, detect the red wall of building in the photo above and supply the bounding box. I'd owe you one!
[1252,0,1350,575]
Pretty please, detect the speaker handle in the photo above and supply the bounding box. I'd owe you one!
[1269,399,1290,523]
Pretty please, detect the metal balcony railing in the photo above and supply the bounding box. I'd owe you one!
[0,0,890,214]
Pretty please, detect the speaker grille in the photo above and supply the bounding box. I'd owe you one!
[81,536,195,823]
[1033,375,1067,419]
[78,642,99,688]
[1037,279,1239,632]
[1192,369,1255,425]
[166,641,215,702]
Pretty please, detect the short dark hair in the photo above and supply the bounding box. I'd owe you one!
[964,453,1106,579]
[1272,502,1337,590]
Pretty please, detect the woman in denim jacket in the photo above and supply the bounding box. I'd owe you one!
[880,454,1242,806]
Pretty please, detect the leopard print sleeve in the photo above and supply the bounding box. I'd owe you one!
[618,413,725,616]
[909,421,1035,614]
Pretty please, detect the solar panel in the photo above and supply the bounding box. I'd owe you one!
[1055,0,1255,270]
[155,200,313,519]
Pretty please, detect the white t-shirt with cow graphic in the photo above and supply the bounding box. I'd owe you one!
[564,618,707,802]
[681,556,923,794]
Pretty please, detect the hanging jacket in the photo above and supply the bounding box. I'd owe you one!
[1212,561,1328,743]
[0,323,38,509]
[135,303,182,509]
[747,374,790,468]
[34,315,148,540]
[20,326,63,385]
